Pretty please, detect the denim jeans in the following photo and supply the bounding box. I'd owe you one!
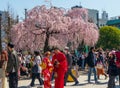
[88,67,97,82]
[82,59,85,69]
[30,73,43,86]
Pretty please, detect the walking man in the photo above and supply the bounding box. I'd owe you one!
[64,47,79,86]
[6,43,19,88]
[87,47,98,83]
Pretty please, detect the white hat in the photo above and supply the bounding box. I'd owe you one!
[65,47,69,50]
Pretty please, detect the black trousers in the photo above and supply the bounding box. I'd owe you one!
[30,73,43,86]
[118,68,120,85]
[108,75,116,88]
[9,72,18,88]
[64,68,78,85]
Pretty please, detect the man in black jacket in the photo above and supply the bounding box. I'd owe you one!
[87,47,98,83]
[64,47,79,86]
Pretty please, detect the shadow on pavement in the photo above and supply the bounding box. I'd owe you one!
[70,81,108,86]
[76,83,88,86]
[66,82,88,86]
[19,77,31,81]
[95,82,108,85]
[18,86,27,88]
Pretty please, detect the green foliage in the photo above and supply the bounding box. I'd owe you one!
[97,26,120,49]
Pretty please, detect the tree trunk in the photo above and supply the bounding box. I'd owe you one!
[44,30,50,52]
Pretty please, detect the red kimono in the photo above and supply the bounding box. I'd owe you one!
[52,52,68,88]
[41,57,53,88]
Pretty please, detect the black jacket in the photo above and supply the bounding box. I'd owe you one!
[87,51,96,67]
[107,57,118,76]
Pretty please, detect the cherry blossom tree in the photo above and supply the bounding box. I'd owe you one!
[11,6,71,52]
[10,5,99,52]
[67,7,99,49]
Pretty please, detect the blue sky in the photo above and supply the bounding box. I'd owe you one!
[0,0,120,19]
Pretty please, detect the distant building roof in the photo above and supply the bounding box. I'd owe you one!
[107,19,120,25]
[71,5,82,9]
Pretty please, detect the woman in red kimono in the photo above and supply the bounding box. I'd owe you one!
[52,48,68,88]
[41,51,53,88]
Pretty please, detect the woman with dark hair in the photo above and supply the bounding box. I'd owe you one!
[52,48,67,88]
[96,52,107,79]
[30,51,43,87]
[107,52,118,88]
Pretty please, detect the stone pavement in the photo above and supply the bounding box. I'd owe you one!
[17,71,120,88]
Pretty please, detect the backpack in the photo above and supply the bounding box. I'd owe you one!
[115,51,120,68]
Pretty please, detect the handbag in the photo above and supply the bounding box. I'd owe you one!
[32,59,39,73]
[54,72,58,78]
[96,62,103,69]
[32,64,38,73]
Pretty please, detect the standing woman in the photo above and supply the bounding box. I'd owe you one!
[30,51,43,87]
[52,48,68,88]
[107,52,118,88]
[96,52,107,79]
[0,50,8,88]
[41,51,53,88]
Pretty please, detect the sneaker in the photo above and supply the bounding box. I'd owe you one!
[64,84,66,86]
[73,81,79,86]
[95,81,100,84]
[30,84,35,87]
[88,81,93,84]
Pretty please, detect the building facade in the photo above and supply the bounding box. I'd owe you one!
[107,16,120,28]
[87,9,99,26]
[0,11,8,48]
[71,5,109,28]
[99,11,108,27]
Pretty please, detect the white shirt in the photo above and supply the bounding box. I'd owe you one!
[33,56,42,73]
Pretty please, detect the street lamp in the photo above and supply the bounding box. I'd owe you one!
[25,9,27,20]
[0,13,2,53]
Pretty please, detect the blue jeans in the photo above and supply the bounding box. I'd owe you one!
[88,67,97,82]
[82,59,85,69]
[30,73,43,86]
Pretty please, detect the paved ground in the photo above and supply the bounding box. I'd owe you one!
[17,71,120,88]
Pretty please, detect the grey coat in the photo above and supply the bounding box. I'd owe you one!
[6,50,19,73]
[65,53,73,69]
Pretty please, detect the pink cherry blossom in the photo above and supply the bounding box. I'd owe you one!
[10,5,99,51]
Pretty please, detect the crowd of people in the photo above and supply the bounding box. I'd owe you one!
[0,43,120,88]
